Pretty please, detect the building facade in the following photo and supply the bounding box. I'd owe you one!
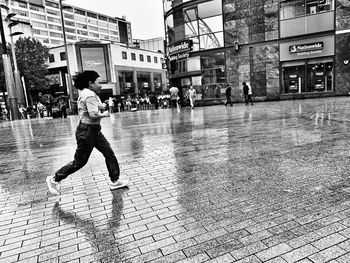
[0,0,132,47]
[163,0,350,102]
[47,41,166,101]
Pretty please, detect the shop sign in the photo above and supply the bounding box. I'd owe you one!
[168,40,193,56]
[289,74,297,78]
[315,72,324,76]
[289,42,324,56]
[169,52,190,61]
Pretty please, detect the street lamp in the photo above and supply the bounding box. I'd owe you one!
[7,18,25,107]
[59,0,73,110]
[0,4,20,120]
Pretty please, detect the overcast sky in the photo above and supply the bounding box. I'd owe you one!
[65,0,165,40]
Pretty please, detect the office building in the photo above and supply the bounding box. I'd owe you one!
[163,0,350,102]
[0,0,132,47]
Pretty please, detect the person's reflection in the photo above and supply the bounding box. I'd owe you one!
[52,189,128,262]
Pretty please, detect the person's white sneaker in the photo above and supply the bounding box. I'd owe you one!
[46,176,59,195]
[110,179,129,190]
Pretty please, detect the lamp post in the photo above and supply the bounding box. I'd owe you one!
[59,0,73,110]
[0,4,20,120]
[7,19,25,106]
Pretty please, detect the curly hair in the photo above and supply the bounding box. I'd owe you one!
[73,71,100,90]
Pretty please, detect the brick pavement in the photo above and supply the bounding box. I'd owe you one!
[2,97,350,262]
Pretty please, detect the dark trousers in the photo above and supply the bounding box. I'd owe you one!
[55,122,120,183]
[225,96,232,106]
[170,99,177,108]
[61,106,67,118]
[244,95,253,105]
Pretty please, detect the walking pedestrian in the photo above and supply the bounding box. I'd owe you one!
[225,85,232,107]
[187,86,196,109]
[169,86,179,109]
[243,82,253,105]
[46,70,128,195]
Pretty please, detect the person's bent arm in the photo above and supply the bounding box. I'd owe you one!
[86,97,110,120]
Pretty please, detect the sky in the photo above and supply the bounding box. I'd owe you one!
[65,0,165,40]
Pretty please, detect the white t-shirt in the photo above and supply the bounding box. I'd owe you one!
[78,88,103,125]
[187,88,196,98]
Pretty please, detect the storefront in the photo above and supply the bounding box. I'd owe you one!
[280,36,334,95]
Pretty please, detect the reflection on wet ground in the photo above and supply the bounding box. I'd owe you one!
[2,97,350,262]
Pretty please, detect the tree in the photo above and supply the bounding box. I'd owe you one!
[12,37,50,97]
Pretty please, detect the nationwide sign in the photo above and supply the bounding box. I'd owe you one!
[168,40,193,61]
[289,42,324,56]
[168,40,193,55]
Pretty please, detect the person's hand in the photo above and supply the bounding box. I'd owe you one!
[102,111,110,117]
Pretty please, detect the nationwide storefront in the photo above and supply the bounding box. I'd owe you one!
[280,36,335,94]
[164,0,350,102]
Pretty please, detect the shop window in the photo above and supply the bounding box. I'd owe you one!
[282,57,333,93]
[118,71,134,94]
[137,72,151,93]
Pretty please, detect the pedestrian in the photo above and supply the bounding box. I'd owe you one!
[46,70,128,195]
[37,102,45,118]
[169,86,179,109]
[108,97,114,113]
[225,85,232,107]
[187,86,196,109]
[242,82,253,105]
[59,98,68,118]
[19,104,27,119]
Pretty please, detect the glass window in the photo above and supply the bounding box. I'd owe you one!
[75,9,86,16]
[65,21,75,27]
[31,13,46,20]
[131,53,136,60]
[140,54,144,61]
[185,21,198,38]
[282,57,333,93]
[49,54,55,62]
[87,12,97,18]
[174,25,185,42]
[307,58,333,92]
[45,1,59,8]
[64,13,74,20]
[183,7,197,22]
[137,72,151,93]
[154,57,158,63]
[89,32,99,38]
[76,23,87,29]
[30,5,44,12]
[147,55,151,62]
[118,71,134,94]
[48,24,62,30]
[197,0,222,18]
[60,52,66,61]
[88,25,98,31]
[31,21,47,28]
[50,32,63,38]
[280,0,306,19]
[47,17,61,23]
[282,62,305,93]
[66,28,76,33]
[200,16,223,34]
[122,51,127,59]
[199,32,224,50]
[165,14,174,29]
[47,10,59,16]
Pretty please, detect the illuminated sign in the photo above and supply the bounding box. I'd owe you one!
[289,42,324,55]
[169,52,190,61]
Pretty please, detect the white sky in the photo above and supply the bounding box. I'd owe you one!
[64,0,165,40]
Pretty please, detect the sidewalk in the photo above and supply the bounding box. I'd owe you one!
[1,97,350,262]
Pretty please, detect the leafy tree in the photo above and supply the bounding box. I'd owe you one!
[12,37,50,96]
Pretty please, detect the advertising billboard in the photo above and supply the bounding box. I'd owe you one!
[80,47,108,82]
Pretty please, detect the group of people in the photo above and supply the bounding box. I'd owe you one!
[169,85,197,109]
[225,82,253,107]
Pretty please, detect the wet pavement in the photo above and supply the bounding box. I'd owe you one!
[2,97,350,262]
